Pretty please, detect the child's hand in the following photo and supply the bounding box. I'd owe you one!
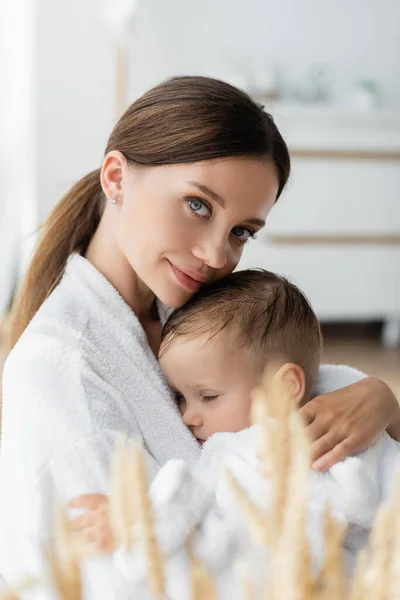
[68,494,116,553]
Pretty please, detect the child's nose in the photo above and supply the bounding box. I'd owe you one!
[182,407,203,428]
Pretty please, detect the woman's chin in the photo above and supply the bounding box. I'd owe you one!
[156,284,193,310]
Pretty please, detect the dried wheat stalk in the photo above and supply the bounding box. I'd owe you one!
[259,370,292,544]
[365,505,392,600]
[317,507,347,600]
[348,549,368,600]
[251,385,272,479]
[46,503,82,600]
[186,535,217,600]
[235,562,256,600]
[275,412,314,600]
[0,577,38,600]
[250,373,291,553]
[253,371,313,600]
[109,433,135,551]
[224,467,270,547]
[131,441,165,598]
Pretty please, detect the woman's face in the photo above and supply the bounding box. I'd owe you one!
[114,156,279,308]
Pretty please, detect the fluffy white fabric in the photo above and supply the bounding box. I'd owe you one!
[115,427,400,600]
[0,253,374,598]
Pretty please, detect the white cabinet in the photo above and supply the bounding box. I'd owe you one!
[266,158,400,235]
[240,243,400,319]
[238,106,400,345]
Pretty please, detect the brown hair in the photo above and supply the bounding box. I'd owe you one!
[10,76,290,347]
[161,269,322,400]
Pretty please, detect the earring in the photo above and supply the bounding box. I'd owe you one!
[111,197,117,205]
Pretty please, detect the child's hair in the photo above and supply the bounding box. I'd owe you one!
[161,269,322,401]
[10,76,290,347]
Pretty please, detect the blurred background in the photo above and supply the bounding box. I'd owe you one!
[0,0,399,397]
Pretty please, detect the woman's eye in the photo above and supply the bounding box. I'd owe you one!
[186,197,211,218]
[231,226,256,243]
[202,395,218,403]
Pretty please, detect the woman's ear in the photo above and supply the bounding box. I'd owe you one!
[275,363,306,407]
[100,150,128,200]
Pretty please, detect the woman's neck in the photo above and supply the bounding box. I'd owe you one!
[85,219,156,324]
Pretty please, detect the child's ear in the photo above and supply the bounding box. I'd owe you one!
[275,363,306,407]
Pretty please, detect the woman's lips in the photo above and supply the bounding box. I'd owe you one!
[169,261,208,293]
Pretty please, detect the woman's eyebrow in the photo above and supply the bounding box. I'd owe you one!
[186,180,265,227]
[246,217,265,227]
[186,180,226,208]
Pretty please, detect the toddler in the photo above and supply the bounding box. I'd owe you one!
[158,268,321,444]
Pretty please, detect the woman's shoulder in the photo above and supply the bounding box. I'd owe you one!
[9,266,91,367]
[3,282,88,393]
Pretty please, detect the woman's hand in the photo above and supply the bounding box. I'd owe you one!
[299,377,400,472]
[68,494,116,554]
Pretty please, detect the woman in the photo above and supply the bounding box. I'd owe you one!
[0,76,398,597]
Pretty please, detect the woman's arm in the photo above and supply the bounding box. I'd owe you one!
[300,365,400,472]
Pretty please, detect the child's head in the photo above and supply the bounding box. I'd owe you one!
[159,269,322,444]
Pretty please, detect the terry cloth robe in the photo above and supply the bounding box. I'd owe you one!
[0,254,370,598]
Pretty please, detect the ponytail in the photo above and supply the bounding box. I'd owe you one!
[10,169,104,347]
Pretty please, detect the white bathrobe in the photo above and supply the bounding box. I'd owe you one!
[0,254,371,598]
[115,427,400,600]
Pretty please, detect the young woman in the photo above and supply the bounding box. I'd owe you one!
[0,76,398,596]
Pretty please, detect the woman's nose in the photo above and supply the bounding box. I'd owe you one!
[181,406,203,428]
[192,234,227,270]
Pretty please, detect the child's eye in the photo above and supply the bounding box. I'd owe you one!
[202,395,218,403]
[174,392,184,404]
[231,226,256,243]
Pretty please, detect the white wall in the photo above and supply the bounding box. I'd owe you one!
[36,0,115,220]
[0,0,37,311]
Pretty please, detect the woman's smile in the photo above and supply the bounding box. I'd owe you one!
[168,260,209,292]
